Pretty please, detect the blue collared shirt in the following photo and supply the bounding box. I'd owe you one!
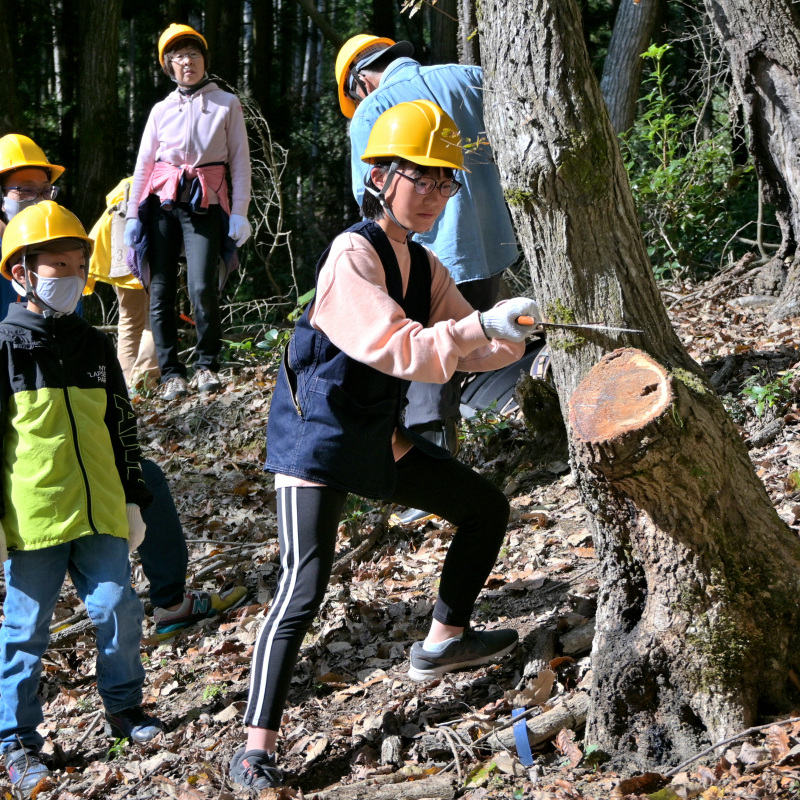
[349,58,519,284]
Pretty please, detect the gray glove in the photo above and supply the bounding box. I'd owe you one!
[123,218,138,248]
[479,298,540,342]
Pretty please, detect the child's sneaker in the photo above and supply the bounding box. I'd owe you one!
[229,746,284,790]
[408,626,518,681]
[104,706,163,743]
[4,745,51,796]
[154,586,247,641]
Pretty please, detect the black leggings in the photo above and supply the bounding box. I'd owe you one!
[244,447,510,730]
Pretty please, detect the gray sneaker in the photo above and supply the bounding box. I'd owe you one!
[160,376,189,401]
[408,627,518,681]
[190,368,221,394]
[229,746,284,790]
[5,745,51,796]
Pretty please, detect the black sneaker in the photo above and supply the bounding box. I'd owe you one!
[229,746,284,790]
[104,706,164,743]
[408,626,519,681]
[4,745,51,796]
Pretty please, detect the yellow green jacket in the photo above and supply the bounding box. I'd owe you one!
[0,304,151,551]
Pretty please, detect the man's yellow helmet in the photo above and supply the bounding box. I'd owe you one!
[335,35,413,119]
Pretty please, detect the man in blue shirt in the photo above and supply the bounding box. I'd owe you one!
[336,35,519,458]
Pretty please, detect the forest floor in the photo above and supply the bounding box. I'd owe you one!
[4,267,800,800]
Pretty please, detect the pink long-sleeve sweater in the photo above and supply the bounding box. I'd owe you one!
[127,82,251,219]
[275,231,525,489]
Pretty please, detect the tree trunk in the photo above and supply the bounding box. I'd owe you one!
[458,0,480,66]
[0,0,22,134]
[703,0,800,319]
[600,0,664,133]
[478,0,800,771]
[429,0,458,65]
[206,0,242,87]
[74,0,122,225]
[251,0,275,126]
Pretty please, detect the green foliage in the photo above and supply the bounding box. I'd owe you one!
[741,368,798,418]
[202,684,225,702]
[107,738,128,760]
[460,404,511,447]
[621,44,759,281]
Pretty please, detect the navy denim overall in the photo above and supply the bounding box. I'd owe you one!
[265,221,448,498]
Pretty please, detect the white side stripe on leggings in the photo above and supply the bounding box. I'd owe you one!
[246,486,300,723]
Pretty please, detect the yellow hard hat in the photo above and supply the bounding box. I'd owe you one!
[1,201,93,281]
[0,134,65,183]
[335,34,413,119]
[158,23,208,67]
[360,100,465,171]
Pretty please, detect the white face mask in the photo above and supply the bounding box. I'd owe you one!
[2,196,37,221]
[30,275,86,315]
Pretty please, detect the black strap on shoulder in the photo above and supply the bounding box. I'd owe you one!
[314,220,405,305]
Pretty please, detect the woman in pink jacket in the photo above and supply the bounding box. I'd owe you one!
[125,23,251,401]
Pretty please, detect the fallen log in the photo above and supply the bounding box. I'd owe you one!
[485,691,589,752]
[309,773,456,800]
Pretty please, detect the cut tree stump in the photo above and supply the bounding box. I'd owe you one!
[566,348,800,769]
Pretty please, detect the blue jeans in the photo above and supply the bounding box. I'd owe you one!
[0,534,145,752]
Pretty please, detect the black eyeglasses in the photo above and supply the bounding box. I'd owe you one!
[395,172,462,198]
[2,185,59,201]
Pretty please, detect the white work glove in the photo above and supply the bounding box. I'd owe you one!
[126,503,147,553]
[228,214,251,247]
[123,219,138,248]
[479,298,540,342]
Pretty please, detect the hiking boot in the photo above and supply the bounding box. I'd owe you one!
[190,368,221,394]
[104,706,164,743]
[408,626,519,681]
[4,745,51,796]
[229,746,284,790]
[160,376,189,401]
[154,586,247,641]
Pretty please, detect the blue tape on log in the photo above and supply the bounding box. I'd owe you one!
[512,708,534,766]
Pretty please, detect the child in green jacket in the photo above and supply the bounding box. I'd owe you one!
[0,202,162,796]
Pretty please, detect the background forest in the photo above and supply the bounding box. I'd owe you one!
[0,0,768,335]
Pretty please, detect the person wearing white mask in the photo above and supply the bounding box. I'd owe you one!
[125,23,252,401]
[0,202,162,796]
[0,134,65,317]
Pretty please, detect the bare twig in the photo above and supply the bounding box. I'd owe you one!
[664,714,800,777]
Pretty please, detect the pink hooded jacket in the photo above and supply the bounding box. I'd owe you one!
[127,82,251,219]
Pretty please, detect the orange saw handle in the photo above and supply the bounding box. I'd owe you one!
[517,316,536,326]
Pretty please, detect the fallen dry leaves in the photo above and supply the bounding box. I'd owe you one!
[1,277,799,799]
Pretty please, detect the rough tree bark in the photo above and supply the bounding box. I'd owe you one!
[74,0,122,225]
[600,0,664,133]
[479,0,800,771]
[703,0,800,320]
